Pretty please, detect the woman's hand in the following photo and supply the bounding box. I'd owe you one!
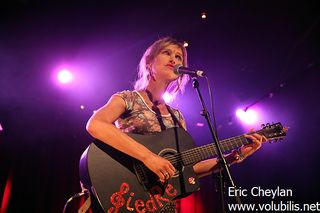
[234,131,268,163]
[143,153,176,182]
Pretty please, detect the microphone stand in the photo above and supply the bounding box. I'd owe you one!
[191,78,241,212]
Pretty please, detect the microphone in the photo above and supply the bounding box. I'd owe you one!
[173,65,206,77]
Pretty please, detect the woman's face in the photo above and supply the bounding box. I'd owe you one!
[150,44,184,83]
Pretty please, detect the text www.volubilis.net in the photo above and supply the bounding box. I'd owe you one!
[228,201,320,212]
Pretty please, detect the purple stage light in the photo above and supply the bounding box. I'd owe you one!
[57,69,73,84]
[236,108,258,124]
[196,122,204,127]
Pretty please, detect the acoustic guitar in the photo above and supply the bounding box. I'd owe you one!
[79,122,286,212]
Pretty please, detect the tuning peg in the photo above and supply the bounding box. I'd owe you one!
[261,124,266,128]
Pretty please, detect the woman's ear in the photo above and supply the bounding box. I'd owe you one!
[146,63,151,71]
[147,63,155,80]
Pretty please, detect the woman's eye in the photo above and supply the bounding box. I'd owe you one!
[162,50,170,55]
[176,55,182,61]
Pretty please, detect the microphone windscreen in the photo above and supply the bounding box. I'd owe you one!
[173,64,183,73]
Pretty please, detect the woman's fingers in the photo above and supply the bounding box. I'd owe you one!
[144,154,176,181]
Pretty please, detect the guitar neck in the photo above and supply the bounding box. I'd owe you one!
[172,134,252,166]
[166,123,285,166]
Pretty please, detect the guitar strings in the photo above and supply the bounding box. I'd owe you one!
[164,135,249,165]
[164,137,241,164]
[164,128,277,165]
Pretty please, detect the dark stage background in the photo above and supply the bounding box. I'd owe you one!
[0,0,319,212]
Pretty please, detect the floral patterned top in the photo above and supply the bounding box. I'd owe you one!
[114,90,186,135]
[113,90,185,212]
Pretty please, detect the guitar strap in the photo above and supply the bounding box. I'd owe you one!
[145,89,183,130]
[166,105,183,129]
[77,189,91,213]
[151,104,183,131]
[78,192,91,213]
[152,105,167,131]
[63,188,91,213]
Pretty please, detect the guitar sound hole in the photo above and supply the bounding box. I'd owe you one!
[159,148,183,176]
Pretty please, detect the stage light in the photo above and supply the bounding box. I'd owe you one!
[183,41,189,47]
[0,123,3,131]
[201,12,207,19]
[236,108,258,124]
[196,122,204,127]
[80,105,85,110]
[163,92,173,103]
[57,69,73,84]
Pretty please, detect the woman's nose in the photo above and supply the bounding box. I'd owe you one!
[169,56,176,64]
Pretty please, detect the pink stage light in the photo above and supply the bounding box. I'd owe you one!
[196,122,204,127]
[236,108,258,124]
[57,69,73,84]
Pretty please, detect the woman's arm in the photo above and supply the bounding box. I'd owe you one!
[86,95,175,181]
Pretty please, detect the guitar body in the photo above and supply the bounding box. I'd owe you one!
[79,127,200,213]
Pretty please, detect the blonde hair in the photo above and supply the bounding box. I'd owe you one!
[134,37,190,95]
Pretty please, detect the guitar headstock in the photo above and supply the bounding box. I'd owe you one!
[258,122,287,143]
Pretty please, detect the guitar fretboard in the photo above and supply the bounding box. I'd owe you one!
[166,128,269,166]
[166,135,248,166]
